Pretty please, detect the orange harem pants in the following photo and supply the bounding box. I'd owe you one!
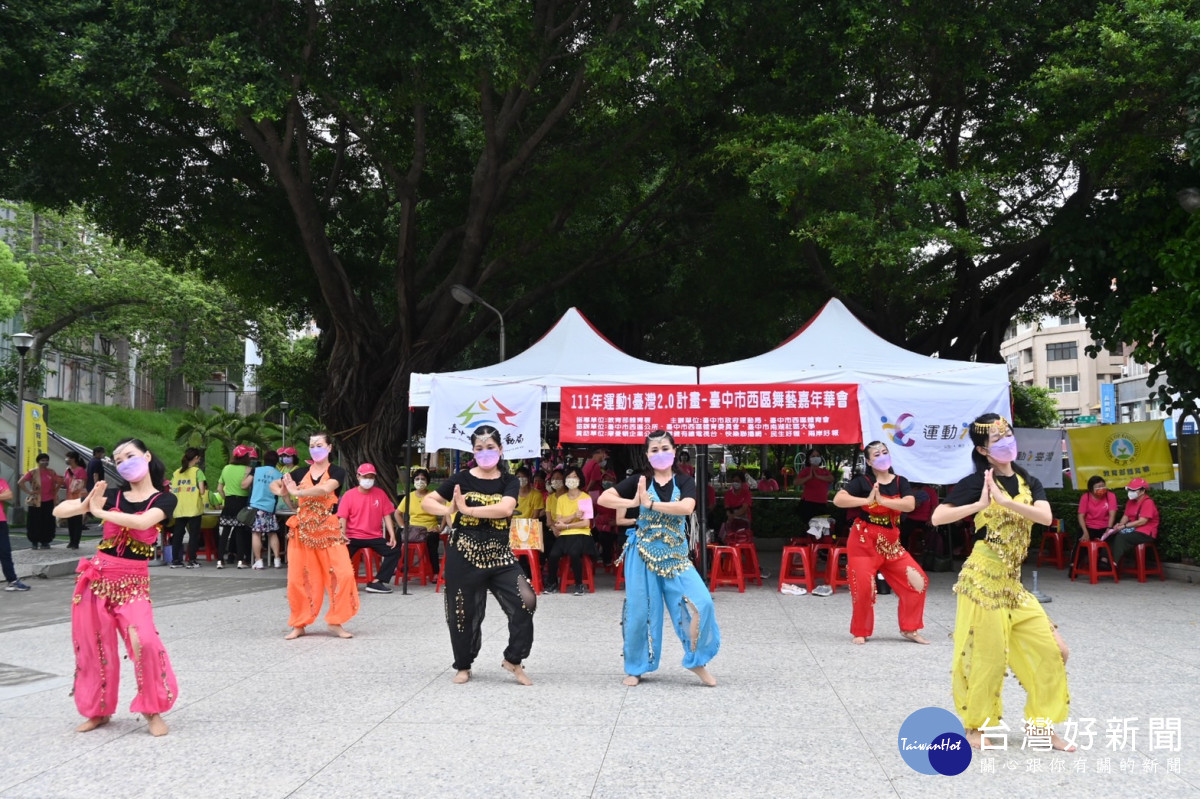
[846,520,928,638]
[286,539,359,628]
[72,552,178,718]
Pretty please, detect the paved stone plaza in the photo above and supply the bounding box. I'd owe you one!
[1,542,1197,798]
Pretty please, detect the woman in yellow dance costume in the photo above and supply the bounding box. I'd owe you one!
[931,413,1073,751]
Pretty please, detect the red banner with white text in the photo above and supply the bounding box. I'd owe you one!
[559,384,860,444]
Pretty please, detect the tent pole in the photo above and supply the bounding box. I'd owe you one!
[697,446,708,577]
[401,406,413,596]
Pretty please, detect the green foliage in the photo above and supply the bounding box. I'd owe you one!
[1012,380,1061,429]
[0,201,289,400]
[1044,487,1200,564]
[0,240,28,319]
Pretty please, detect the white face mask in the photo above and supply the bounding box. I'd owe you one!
[810,457,823,466]
[565,477,580,489]
[1127,489,1140,500]
[518,477,529,487]
[551,480,564,490]
[414,479,428,490]
[359,478,375,490]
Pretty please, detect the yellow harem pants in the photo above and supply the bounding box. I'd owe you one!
[952,578,1070,730]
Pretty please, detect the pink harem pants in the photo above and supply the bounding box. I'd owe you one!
[71,552,178,718]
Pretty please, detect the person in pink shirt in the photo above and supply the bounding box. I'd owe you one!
[336,463,399,595]
[1105,477,1159,569]
[582,448,608,495]
[20,453,63,549]
[757,471,780,492]
[1076,475,1117,543]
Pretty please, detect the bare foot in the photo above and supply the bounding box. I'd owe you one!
[1051,732,1077,752]
[75,716,111,733]
[688,665,717,686]
[852,636,867,645]
[502,660,533,686]
[144,713,168,737]
[328,624,353,639]
[284,626,305,640]
[964,729,981,750]
[901,631,930,645]
[622,675,641,686]
[452,669,471,684]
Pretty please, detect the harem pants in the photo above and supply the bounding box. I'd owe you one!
[442,543,536,671]
[71,553,178,718]
[621,545,720,677]
[286,539,359,628]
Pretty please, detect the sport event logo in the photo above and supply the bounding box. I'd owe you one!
[454,395,522,432]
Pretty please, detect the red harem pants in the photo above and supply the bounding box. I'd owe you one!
[286,538,359,628]
[71,552,178,718]
[846,520,929,638]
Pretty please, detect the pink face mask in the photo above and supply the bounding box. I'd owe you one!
[989,436,1018,464]
[475,449,501,469]
[648,451,675,470]
[117,456,149,483]
[309,446,330,462]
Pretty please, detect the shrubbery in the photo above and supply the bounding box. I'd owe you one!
[1044,488,1200,564]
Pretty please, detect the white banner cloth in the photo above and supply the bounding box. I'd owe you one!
[857,383,1010,484]
[1013,427,1064,489]
[426,377,542,458]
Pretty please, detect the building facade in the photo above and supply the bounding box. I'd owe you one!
[1000,313,1126,422]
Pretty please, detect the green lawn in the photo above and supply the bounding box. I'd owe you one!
[41,400,224,474]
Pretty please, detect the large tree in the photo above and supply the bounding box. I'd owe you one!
[0,0,725,469]
[2,0,1198,475]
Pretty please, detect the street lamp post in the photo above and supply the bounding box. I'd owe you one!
[279,400,290,450]
[11,332,34,511]
[450,284,506,361]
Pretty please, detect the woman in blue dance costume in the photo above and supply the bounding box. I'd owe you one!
[599,429,720,687]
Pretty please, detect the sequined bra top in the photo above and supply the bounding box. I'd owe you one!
[972,472,1035,575]
[631,478,691,578]
[97,490,166,559]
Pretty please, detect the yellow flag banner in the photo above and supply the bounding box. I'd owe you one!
[22,401,49,476]
[1066,420,1174,488]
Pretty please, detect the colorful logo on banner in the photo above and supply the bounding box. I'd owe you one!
[455,396,521,432]
[897,707,971,775]
[426,378,542,458]
[1067,420,1174,488]
[881,413,918,447]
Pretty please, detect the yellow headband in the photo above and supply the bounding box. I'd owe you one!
[972,417,1011,437]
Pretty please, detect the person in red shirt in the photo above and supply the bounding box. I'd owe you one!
[1105,477,1159,569]
[757,471,780,492]
[721,471,754,541]
[336,463,399,595]
[582,448,608,495]
[795,450,835,535]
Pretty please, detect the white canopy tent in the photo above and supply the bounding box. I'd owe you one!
[408,307,696,406]
[699,298,1011,483]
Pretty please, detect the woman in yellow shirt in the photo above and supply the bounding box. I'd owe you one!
[396,468,444,577]
[514,466,546,523]
[546,466,598,595]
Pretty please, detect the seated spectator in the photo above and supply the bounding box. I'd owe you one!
[338,463,400,594]
[396,468,444,579]
[514,466,546,524]
[757,471,780,492]
[720,471,754,542]
[1077,475,1117,543]
[593,468,619,565]
[1104,477,1159,568]
[545,466,597,595]
[902,483,942,565]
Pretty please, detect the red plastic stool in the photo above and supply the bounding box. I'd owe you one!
[396,544,434,586]
[1036,522,1068,570]
[826,545,849,593]
[707,545,745,592]
[732,541,762,586]
[1071,540,1119,584]
[199,528,218,562]
[558,555,596,593]
[615,566,625,590]
[434,533,449,593]
[513,549,544,593]
[1119,541,1165,583]
[778,544,816,594]
[351,549,380,584]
